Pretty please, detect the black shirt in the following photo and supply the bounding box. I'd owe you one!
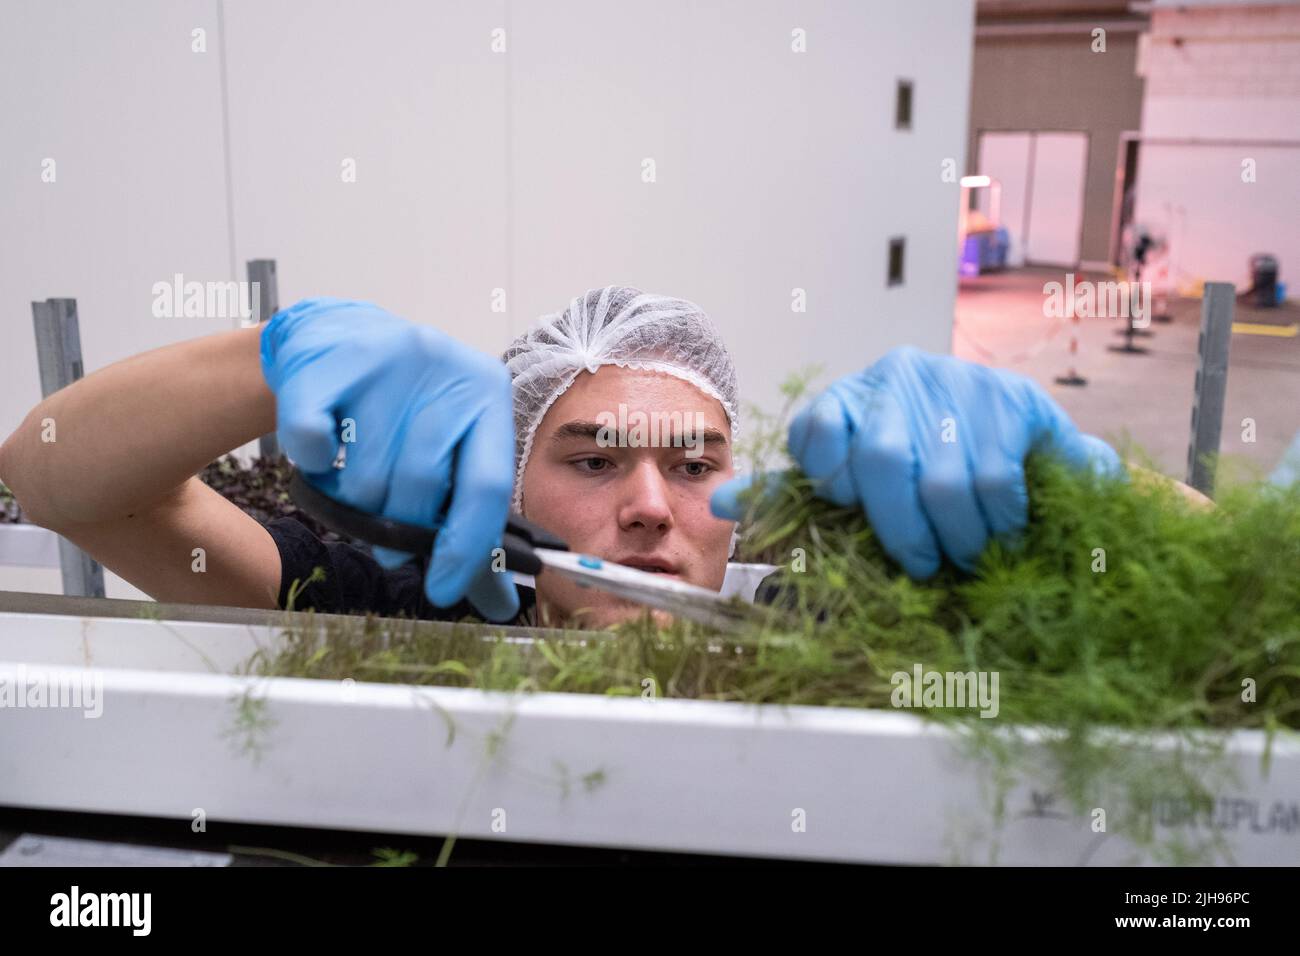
[265,516,537,624]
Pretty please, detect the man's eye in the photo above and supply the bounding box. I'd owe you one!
[575,457,610,472]
[679,461,713,478]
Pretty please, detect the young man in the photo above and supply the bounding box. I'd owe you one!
[0,287,1117,628]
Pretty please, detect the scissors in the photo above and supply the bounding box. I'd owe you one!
[288,469,767,631]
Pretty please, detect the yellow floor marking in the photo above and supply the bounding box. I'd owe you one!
[1231,322,1298,337]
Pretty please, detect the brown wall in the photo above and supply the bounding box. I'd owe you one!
[967,29,1144,265]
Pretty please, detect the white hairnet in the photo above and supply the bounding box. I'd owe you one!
[503,286,739,510]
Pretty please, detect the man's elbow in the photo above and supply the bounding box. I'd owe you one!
[0,425,62,531]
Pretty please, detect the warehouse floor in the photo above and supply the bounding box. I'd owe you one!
[954,267,1300,481]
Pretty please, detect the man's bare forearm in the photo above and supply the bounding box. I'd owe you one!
[0,324,275,528]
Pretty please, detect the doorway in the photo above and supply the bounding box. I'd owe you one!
[976,130,1089,269]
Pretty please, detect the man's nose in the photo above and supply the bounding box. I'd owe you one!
[617,461,675,533]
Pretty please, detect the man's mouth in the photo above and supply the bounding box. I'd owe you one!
[613,555,681,576]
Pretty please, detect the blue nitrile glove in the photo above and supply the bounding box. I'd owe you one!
[260,298,518,621]
[1270,431,1300,487]
[711,346,1121,579]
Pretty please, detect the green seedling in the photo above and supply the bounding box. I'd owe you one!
[236,379,1299,863]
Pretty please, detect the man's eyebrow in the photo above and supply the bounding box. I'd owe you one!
[551,421,606,442]
[549,420,729,445]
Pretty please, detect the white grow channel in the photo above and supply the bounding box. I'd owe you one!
[0,594,1297,865]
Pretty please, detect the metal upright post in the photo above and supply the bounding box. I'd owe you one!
[1108,261,1152,354]
[247,259,281,459]
[31,298,106,598]
[1186,282,1235,498]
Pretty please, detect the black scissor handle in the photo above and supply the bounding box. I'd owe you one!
[287,469,566,576]
[503,512,569,553]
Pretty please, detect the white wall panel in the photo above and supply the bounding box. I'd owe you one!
[0,0,232,439]
[222,0,511,354]
[511,0,974,415]
[2,0,974,449]
[1134,143,1300,291]
[1135,3,1300,289]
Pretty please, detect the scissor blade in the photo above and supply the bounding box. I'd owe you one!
[531,548,763,632]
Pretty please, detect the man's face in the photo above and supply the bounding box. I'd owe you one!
[519,365,736,628]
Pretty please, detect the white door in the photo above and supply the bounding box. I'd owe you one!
[976,130,1088,269]
[1025,132,1088,267]
[977,132,1032,268]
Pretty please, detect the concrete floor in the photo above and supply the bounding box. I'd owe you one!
[953,267,1300,481]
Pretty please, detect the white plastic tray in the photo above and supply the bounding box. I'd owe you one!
[0,524,60,569]
[1,608,1297,865]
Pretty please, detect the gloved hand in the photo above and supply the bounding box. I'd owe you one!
[1270,430,1300,487]
[712,346,1120,579]
[261,298,518,620]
